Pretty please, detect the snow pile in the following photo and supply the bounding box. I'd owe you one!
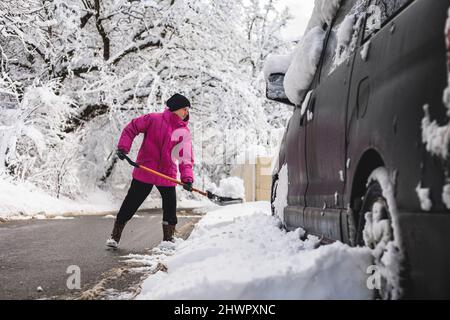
[136,202,374,300]
[273,164,288,224]
[284,27,326,105]
[0,174,212,220]
[177,197,216,209]
[207,177,245,199]
[0,177,120,220]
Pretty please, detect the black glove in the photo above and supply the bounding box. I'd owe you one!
[183,182,193,192]
[116,149,126,160]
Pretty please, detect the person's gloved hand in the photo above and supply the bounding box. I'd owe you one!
[116,149,126,160]
[183,181,193,192]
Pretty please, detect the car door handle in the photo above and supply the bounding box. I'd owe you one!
[357,77,370,119]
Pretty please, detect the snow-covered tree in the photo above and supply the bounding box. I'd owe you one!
[0,0,293,199]
[241,0,294,129]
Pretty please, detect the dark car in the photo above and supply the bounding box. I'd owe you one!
[267,0,450,299]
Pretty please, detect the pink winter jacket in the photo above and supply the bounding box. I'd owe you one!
[117,108,194,187]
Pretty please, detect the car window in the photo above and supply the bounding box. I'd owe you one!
[364,0,411,39]
[320,0,368,79]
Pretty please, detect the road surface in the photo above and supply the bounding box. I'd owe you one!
[0,208,203,300]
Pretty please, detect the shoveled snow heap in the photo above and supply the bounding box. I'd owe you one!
[134,202,373,300]
[207,176,245,199]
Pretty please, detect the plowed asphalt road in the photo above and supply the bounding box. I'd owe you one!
[0,208,203,300]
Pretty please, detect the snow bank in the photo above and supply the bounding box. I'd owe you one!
[136,202,373,300]
[284,27,326,105]
[207,177,245,199]
[0,177,120,220]
[0,174,211,220]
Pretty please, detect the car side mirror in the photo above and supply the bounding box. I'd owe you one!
[266,73,294,106]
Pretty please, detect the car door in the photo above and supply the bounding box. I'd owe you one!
[284,103,308,228]
[303,0,365,239]
[305,0,362,208]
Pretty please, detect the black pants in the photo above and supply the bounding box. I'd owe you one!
[116,179,177,225]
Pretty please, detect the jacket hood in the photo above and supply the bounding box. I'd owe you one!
[163,108,189,127]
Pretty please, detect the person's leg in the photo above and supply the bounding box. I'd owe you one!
[156,186,177,241]
[116,179,154,224]
[108,179,153,246]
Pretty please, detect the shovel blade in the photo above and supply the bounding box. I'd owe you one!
[207,191,244,206]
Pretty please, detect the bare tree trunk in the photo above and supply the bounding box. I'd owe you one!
[94,0,110,61]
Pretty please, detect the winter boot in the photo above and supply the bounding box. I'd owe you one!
[106,220,126,249]
[162,222,177,242]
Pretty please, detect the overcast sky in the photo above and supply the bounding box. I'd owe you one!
[276,0,315,41]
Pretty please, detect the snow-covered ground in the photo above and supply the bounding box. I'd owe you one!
[0,177,211,221]
[0,178,118,221]
[125,202,374,300]
[206,176,245,199]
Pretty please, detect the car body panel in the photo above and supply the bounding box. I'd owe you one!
[268,0,450,298]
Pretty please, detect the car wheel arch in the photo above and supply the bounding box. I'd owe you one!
[349,148,385,226]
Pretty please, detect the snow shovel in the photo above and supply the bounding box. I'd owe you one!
[122,154,243,206]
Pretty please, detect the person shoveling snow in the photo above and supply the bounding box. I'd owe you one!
[106,94,244,249]
[106,93,195,248]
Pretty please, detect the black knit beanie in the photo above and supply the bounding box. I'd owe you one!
[166,93,191,111]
